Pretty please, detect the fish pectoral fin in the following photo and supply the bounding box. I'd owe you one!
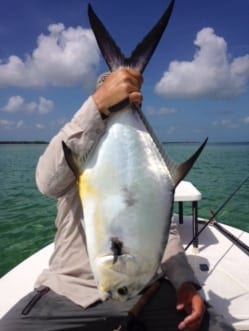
[62,141,81,178]
[111,237,123,264]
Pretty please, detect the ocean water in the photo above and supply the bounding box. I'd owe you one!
[0,142,248,277]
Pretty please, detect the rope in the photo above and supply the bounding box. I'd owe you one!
[184,175,249,251]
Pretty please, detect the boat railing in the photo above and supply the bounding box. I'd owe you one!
[174,181,202,249]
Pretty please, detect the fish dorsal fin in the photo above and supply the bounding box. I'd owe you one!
[134,105,208,188]
[88,1,175,72]
[165,138,208,187]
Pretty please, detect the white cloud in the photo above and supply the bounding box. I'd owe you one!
[2,96,23,113]
[221,119,238,128]
[16,120,25,128]
[213,116,249,128]
[0,119,14,129]
[50,117,67,128]
[1,96,54,114]
[0,119,28,130]
[155,27,249,99]
[35,123,45,129]
[167,126,176,135]
[0,23,100,88]
[38,97,54,114]
[2,96,36,113]
[145,105,176,116]
[243,116,249,125]
[213,119,239,129]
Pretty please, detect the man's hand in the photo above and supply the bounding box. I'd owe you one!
[176,282,206,331]
[92,67,143,116]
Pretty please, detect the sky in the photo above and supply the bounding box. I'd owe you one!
[0,0,248,142]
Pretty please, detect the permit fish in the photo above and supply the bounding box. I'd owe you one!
[63,0,207,301]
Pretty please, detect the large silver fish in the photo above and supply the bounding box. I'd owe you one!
[63,0,207,301]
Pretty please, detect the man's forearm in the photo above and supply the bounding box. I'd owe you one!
[35,96,106,198]
[161,221,201,290]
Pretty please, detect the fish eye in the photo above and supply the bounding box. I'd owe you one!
[117,286,128,296]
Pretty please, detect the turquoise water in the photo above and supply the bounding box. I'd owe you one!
[0,143,248,277]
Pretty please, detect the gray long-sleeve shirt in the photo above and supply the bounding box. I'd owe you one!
[35,96,200,308]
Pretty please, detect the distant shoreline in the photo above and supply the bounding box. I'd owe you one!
[0,141,248,145]
[162,141,249,145]
[0,141,48,144]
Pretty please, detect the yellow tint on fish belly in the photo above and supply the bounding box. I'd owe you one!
[78,172,104,252]
[78,172,96,200]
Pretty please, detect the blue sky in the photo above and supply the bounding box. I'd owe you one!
[0,0,248,142]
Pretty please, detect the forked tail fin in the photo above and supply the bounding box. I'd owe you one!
[88,1,175,72]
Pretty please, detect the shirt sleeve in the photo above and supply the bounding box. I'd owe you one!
[35,96,106,198]
[160,220,201,290]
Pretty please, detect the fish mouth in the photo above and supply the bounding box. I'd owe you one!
[97,254,135,268]
[95,253,139,279]
[95,254,138,300]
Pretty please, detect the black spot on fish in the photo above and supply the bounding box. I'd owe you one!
[122,187,136,207]
[110,237,123,264]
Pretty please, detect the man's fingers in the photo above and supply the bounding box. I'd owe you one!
[176,303,185,311]
[178,298,205,330]
[93,67,143,115]
[129,91,143,105]
[124,67,143,86]
[178,312,202,331]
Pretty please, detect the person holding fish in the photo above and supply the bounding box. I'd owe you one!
[0,2,235,330]
[0,68,235,331]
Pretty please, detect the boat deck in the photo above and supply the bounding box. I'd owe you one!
[0,181,248,330]
[0,219,248,330]
[0,219,249,330]
[176,215,249,331]
[0,243,53,319]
